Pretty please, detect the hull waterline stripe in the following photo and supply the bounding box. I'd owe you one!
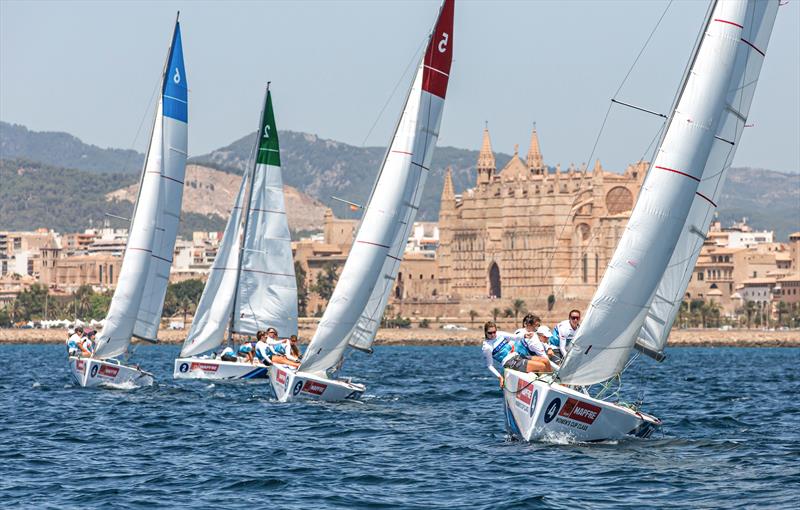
[714,18,744,29]
[695,191,717,207]
[740,38,765,57]
[655,165,701,182]
[357,240,391,249]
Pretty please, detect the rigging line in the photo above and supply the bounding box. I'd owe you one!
[360,38,426,148]
[121,73,163,175]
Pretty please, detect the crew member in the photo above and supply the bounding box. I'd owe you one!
[549,310,581,362]
[79,329,96,357]
[66,326,83,357]
[218,345,237,362]
[481,320,550,389]
[514,314,554,361]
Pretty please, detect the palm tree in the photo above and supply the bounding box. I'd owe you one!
[468,309,478,325]
[512,299,526,320]
[491,307,500,322]
[776,301,790,327]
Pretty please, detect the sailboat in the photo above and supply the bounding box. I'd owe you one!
[173,86,298,381]
[503,0,778,442]
[68,14,188,387]
[269,0,455,402]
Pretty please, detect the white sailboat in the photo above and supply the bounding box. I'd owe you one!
[69,15,188,388]
[503,0,779,442]
[269,0,455,402]
[174,86,298,381]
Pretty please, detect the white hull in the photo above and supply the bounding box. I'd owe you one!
[68,357,154,388]
[502,370,660,442]
[269,364,365,402]
[173,357,270,381]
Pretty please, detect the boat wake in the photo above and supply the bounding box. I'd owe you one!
[100,379,150,391]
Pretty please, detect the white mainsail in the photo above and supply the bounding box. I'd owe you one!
[232,89,297,338]
[300,0,454,375]
[94,17,188,360]
[179,173,248,358]
[558,0,766,386]
[636,0,779,361]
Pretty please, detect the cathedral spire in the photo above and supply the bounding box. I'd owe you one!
[476,124,495,185]
[526,123,545,175]
[441,166,455,203]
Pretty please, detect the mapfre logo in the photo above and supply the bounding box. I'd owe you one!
[99,365,119,377]
[302,381,328,396]
[190,362,218,373]
[558,397,602,425]
[515,380,533,405]
[275,369,287,384]
[76,360,85,371]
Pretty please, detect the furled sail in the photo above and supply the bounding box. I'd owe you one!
[636,0,779,361]
[179,172,248,358]
[558,0,758,385]
[232,90,298,338]
[94,17,187,359]
[300,0,454,375]
[134,21,189,341]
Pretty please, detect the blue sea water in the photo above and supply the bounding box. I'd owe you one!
[1,344,799,509]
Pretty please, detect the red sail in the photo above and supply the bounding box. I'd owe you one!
[422,0,454,99]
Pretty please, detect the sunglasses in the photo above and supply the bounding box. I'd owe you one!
[486,330,497,336]
[570,316,580,320]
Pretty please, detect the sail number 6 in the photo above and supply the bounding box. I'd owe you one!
[438,33,449,53]
[173,68,181,84]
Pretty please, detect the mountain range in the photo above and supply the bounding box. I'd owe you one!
[1,121,797,239]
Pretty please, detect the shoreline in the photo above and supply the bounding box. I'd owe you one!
[2,327,798,348]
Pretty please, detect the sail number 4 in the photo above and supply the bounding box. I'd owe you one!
[438,33,449,53]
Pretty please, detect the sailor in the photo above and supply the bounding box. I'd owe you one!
[482,320,550,389]
[549,310,580,362]
[254,330,272,365]
[514,314,555,362]
[288,335,302,361]
[267,329,301,368]
[79,329,96,357]
[66,326,83,357]
[218,345,237,362]
[237,340,255,363]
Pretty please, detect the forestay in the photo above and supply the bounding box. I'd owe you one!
[232,90,298,338]
[636,0,779,361]
[558,1,752,386]
[300,0,454,375]
[94,18,187,359]
[134,23,189,341]
[179,173,248,358]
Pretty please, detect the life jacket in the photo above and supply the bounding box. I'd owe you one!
[489,336,516,364]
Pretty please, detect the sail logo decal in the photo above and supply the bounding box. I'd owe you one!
[99,365,119,378]
[275,369,287,385]
[544,398,561,423]
[558,398,602,425]
[190,362,218,373]
[302,381,328,396]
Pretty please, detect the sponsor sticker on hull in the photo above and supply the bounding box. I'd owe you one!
[302,380,328,396]
[275,369,287,385]
[190,362,219,373]
[76,360,85,372]
[98,365,120,378]
[558,398,602,425]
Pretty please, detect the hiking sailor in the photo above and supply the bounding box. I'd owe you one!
[549,309,580,362]
[218,345,238,362]
[80,329,96,358]
[66,326,84,357]
[254,330,272,366]
[266,329,301,368]
[514,314,555,363]
[482,320,550,389]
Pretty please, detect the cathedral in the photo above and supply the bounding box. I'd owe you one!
[432,125,647,314]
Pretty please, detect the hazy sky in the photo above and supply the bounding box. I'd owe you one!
[1,0,798,174]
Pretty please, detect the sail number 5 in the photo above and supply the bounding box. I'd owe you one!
[438,33,449,53]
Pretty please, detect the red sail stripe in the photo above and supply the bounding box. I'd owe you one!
[655,165,701,183]
[740,38,765,57]
[714,18,744,29]
[391,150,413,155]
[695,191,718,208]
[421,0,454,99]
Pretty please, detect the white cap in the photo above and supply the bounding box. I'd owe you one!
[535,325,552,337]
[68,328,75,335]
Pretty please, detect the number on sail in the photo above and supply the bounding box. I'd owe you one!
[438,33,449,53]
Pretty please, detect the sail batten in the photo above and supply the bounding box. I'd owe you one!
[299,0,454,376]
[558,0,777,385]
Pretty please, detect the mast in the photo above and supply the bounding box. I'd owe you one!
[227,83,270,343]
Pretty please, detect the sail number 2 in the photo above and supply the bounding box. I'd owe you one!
[438,33,449,53]
[263,124,271,138]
